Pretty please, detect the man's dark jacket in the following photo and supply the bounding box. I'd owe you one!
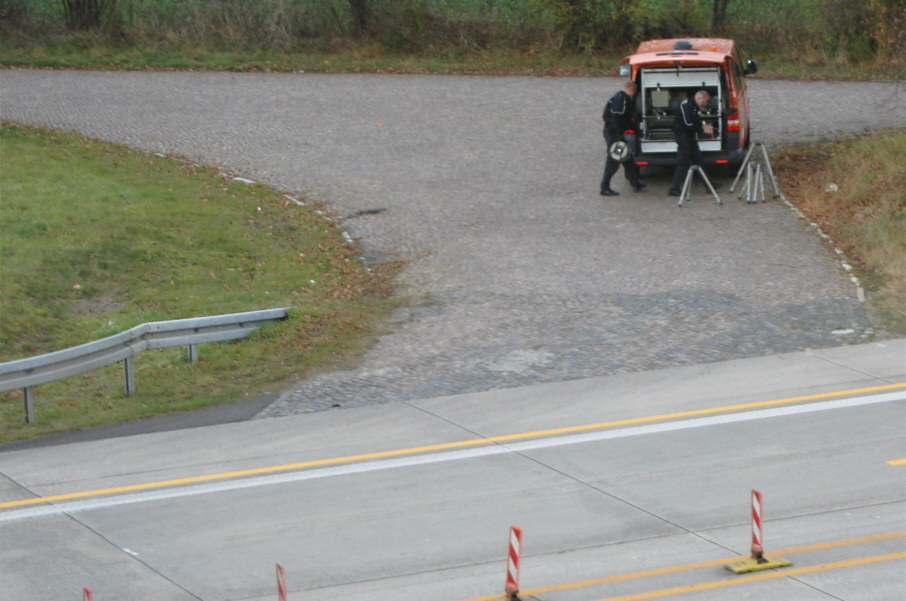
[603,90,635,140]
[672,98,705,140]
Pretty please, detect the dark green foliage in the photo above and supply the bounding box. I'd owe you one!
[0,0,900,61]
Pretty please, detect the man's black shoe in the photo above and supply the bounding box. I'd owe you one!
[632,182,647,192]
[667,188,681,197]
[600,188,619,196]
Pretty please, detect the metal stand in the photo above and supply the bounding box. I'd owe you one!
[741,162,766,203]
[730,141,781,200]
[678,165,722,207]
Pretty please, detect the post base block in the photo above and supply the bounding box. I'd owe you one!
[725,555,792,574]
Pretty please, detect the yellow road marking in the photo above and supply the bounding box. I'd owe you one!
[1,382,903,511]
[887,458,906,466]
[588,552,906,601]
[452,531,906,601]
[766,531,906,555]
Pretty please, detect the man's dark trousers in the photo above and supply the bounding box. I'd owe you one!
[601,131,639,192]
[671,133,704,191]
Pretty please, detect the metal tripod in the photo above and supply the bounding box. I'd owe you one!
[740,162,766,203]
[730,141,782,202]
[677,165,722,207]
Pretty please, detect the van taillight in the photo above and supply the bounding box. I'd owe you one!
[727,111,740,132]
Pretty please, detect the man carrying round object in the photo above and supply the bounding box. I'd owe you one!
[600,80,645,196]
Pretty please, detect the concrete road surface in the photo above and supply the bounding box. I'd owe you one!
[1,339,903,600]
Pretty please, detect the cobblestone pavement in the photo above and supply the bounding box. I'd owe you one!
[2,71,903,416]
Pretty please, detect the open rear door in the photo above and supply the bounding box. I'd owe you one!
[638,67,722,155]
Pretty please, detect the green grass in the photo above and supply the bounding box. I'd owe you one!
[0,123,400,443]
[0,43,616,75]
[1,43,902,80]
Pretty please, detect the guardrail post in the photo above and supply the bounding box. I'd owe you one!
[24,387,35,423]
[188,344,199,363]
[124,357,136,396]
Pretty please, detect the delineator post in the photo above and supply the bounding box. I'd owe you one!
[505,525,523,599]
[726,489,792,573]
[276,562,287,601]
[751,488,764,558]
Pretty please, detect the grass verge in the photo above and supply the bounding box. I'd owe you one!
[0,122,401,444]
[774,130,906,333]
[1,43,903,80]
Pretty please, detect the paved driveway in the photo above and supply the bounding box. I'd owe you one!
[2,71,903,414]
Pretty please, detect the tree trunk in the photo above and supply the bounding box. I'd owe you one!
[61,0,118,32]
[348,0,369,36]
[712,0,730,31]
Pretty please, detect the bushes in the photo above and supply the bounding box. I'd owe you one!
[62,0,118,31]
[0,0,902,63]
[0,0,61,38]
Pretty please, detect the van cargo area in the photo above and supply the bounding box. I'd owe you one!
[638,67,722,155]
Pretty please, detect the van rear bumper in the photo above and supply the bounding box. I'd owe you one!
[632,147,746,169]
[628,130,747,168]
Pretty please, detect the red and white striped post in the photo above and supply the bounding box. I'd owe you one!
[505,525,523,599]
[726,488,791,573]
[276,562,287,601]
[750,489,764,561]
[82,587,92,601]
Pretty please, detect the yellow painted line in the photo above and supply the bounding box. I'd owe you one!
[588,552,906,601]
[772,531,906,555]
[887,458,906,466]
[452,531,906,601]
[1,382,903,511]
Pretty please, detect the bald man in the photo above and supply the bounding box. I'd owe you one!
[668,89,718,196]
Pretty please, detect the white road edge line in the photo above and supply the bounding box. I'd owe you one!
[2,391,903,523]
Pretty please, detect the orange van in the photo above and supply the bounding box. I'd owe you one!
[617,38,758,168]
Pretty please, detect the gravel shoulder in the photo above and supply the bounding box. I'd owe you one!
[2,70,903,416]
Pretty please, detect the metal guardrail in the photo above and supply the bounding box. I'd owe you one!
[0,308,290,423]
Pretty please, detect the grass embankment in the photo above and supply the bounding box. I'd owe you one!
[774,131,906,333]
[0,123,399,443]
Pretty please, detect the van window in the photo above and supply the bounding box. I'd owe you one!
[732,49,746,92]
[730,61,744,95]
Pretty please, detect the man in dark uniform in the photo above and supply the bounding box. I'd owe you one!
[668,89,718,196]
[600,80,645,196]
